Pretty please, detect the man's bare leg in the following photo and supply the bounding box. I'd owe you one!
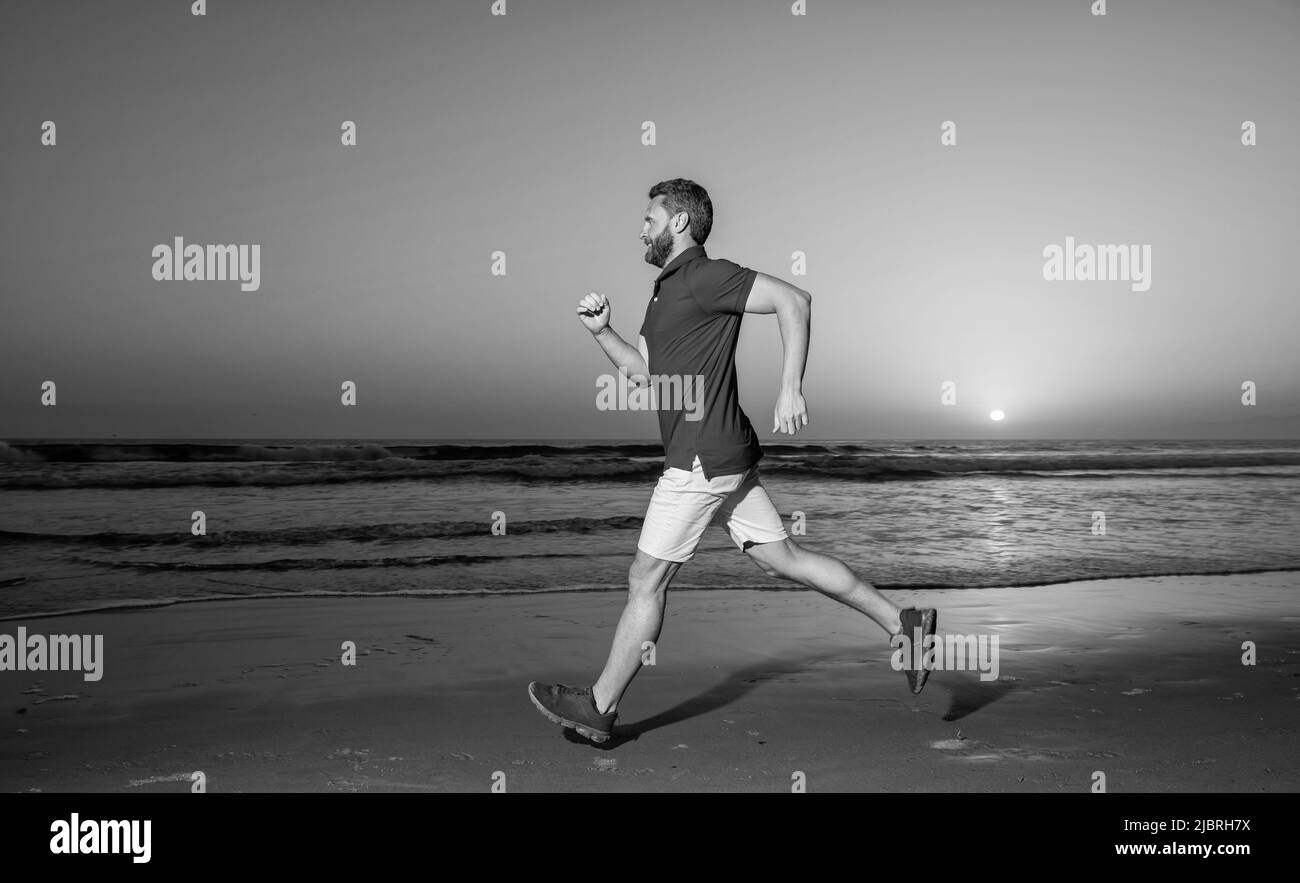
[744,538,903,635]
[590,548,682,715]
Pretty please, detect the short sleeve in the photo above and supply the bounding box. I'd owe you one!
[688,259,758,316]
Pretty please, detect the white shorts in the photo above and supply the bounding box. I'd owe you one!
[637,455,789,563]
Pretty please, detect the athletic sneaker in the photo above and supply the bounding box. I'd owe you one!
[527,681,617,743]
[896,606,938,694]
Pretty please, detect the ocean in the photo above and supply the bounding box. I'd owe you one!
[1,438,1298,618]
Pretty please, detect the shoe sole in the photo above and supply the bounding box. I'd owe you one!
[527,683,613,743]
[912,608,938,695]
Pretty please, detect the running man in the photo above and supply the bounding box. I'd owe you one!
[528,178,937,743]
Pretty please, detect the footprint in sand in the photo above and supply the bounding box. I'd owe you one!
[963,748,1051,763]
[126,772,191,788]
[32,693,83,705]
[931,735,970,751]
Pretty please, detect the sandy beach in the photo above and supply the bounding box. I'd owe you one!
[2,571,1297,793]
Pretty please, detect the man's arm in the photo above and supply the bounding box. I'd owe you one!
[744,272,811,434]
[576,291,651,384]
[592,327,651,385]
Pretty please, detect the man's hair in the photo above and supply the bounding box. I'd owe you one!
[648,178,712,246]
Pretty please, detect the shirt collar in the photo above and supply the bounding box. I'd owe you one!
[654,244,706,283]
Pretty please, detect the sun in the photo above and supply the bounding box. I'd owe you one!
[989,409,1005,421]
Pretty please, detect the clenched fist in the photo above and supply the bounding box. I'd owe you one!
[576,292,611,334]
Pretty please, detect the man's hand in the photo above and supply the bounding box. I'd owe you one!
[576,292,611,334]
[773,388,809,435]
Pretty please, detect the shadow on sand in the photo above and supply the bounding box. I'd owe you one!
[565,650,1016,748]
[941,677,1018,722]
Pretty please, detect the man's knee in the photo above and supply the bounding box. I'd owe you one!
[628,551,677,598]
[745,538,803,580]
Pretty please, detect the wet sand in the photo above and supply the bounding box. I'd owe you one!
[2,571,1297,792]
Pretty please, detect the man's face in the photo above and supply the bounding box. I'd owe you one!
[640,198,678,268]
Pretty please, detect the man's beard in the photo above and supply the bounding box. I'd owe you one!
[644,228,674,267]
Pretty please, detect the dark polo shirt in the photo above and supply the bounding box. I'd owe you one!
[639,244,763,480]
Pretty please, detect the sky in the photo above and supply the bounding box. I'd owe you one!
[2,0,1297,441]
